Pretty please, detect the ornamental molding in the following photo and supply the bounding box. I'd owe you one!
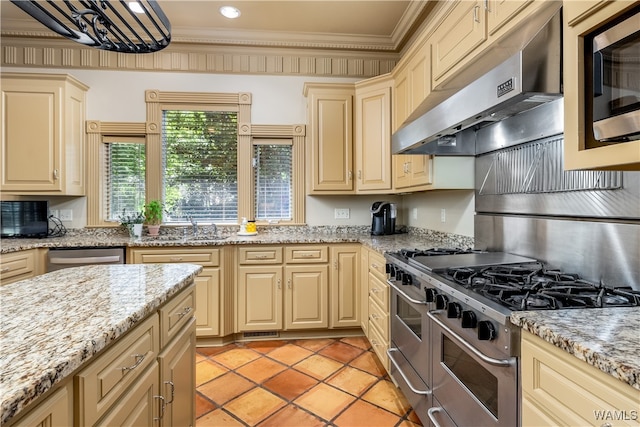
[1,37,398,78]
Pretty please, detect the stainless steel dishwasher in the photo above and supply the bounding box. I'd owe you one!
[47,247,126,272]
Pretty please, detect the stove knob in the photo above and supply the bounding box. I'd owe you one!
[461,310,477,328]
[395,270,404,283]
[386,263,395,278]
[478,321,496,341]
[435,294,449,310]
[425,288,438,302]
[402,273,413,286]
[447,302,463,318]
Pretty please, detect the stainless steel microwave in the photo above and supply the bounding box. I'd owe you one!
[0,201,49,238]
[588,6,640,145]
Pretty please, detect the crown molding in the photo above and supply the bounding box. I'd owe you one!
[0,36,399,78]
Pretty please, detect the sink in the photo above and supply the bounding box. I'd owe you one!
[143,235,228,242]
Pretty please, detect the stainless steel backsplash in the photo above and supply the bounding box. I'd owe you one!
[473,101,639,289]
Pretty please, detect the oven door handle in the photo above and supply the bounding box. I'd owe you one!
[427,311,515,367]
[387,280,428,305]
[386,348,432,395]
[427,407,445,427]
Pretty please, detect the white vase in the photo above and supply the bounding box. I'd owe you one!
[129,223,143,239]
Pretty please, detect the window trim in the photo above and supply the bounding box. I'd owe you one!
[86,121,148,227]
[87,92,306,226]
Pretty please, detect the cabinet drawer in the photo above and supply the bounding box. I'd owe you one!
[0,250,36,285]
[75,314,159,427]
[285,245,328,263]
[159,285,195,348]
[368,319,389,372]
[368,297,389,341]
[238,246,283,264]
[130,248,219,267]
[368,251,387,281]
[368,271,389,309]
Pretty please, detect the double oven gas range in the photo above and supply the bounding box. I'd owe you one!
[384,248,640,427]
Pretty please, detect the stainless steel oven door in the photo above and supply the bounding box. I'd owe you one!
[429,311,518,427]
[387,280,432,422]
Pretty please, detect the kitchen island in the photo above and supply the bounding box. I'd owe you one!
[0,263,202,425]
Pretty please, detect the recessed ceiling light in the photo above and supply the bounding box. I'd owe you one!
[219,6,241,19]
[127,2,145,14]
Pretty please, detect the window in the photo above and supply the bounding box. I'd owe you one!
[104,136,146,221]
[253,139,293,221]
[86,92,306,227]
[162,109,239,223]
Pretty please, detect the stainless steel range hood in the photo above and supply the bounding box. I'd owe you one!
[392,10,563,156]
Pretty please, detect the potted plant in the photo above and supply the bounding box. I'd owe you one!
[118,209,144,239]
[143,200,163,236]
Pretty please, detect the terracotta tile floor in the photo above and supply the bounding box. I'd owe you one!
[196,337,423,427]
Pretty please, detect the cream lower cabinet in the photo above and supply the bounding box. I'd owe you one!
[521,330,640,427]
[330,245,360,328]
[236,244,358,333]
[364,249,390,371]
[128,247,225,338]
[0,248,46,286]
[9,383,73,427]
[0,73,88,195]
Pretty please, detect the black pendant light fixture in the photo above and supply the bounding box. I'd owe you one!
[10,0,171,54]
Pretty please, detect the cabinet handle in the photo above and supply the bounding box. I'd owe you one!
[175,306,192,319]
[1,267,10,273]
[164,381,175,404]
[371,263,378,269]
[358,170,362,179]
[473,5,480,23]
[370,313,379,320]
[299,253,314,258]
[371,288,380,294]
[334,260,339,270]
[254,254,268,259]
[277,278,281,289]
[484,0,490,12]
[154,395,166,421]
[121,353,145,372]
[169,257,183,262]
[348,170,353,180]
[53,169,59,180]
[287,278,292,289]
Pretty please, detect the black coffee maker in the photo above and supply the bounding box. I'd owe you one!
[371,201,396,235]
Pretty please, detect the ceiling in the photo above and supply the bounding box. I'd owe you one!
[0,1,431,54]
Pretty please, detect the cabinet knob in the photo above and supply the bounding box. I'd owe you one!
[53,169,59,180]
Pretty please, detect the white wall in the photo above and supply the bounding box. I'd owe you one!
[5,68,475,236]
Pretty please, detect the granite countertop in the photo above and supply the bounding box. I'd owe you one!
[511,309,640,390]
[0,263,203,424]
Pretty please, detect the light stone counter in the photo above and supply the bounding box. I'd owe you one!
[0,263,202,424]
[511,308,640,390]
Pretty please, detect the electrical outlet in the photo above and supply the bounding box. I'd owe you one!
[440,208,446,223]
[50,209,59,218]
[334,208,350,219]
[59,209,73,221]
[412,208,418,220]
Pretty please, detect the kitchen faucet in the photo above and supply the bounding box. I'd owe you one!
[189,216,198,237]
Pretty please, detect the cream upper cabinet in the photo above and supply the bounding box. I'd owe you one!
[355,75,393,193]
[563,0,640,170]
[304,83,354,194]
[393,155,433,190]
[0,73,88,195]
[521,330,640,427]
[487,0,534,35]
[431,1,487,89]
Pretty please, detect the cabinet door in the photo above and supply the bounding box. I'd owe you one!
[237,266,282,331]
[330,245,360,328]
[487,0,533,35]
[284,265,329,330]
[393,67,410,132]
[95,364,159,427]
[305,84,354,193]
[195,268,220,337]
[409,155,433,187]
[360,249,369,334]
[0,249,37,286]
[393,155,412,189]
[158,319,196,427]
[407,43,430,112]
[355,81,392,192]
[11,383,72,427]
[1,81,62,192]
[431,0,487,88]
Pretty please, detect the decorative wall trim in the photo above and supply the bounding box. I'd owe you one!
[1,37,398,78]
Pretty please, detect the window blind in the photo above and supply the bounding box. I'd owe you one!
[162,109,238,223]
[104,139,146,221]
[253,142,292,220]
